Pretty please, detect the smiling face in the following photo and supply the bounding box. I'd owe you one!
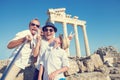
[29,19,40,35]
[43,27,55,42]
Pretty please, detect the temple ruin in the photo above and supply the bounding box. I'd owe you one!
[47,8,90,57]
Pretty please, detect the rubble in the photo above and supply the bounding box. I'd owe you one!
[0,46,120,80]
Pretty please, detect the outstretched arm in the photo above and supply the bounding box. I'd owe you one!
[7,35,31,49]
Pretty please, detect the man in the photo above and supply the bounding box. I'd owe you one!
[6,18,41,80]
[33,22,69,80]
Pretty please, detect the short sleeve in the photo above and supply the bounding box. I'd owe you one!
[12,30,31,41]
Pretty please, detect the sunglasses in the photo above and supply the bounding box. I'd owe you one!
[30,23,40,28]
[44,28,54,32]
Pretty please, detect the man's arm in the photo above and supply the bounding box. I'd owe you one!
[7,37,26,49]
[32,32,41,57]
[7,35,32,49]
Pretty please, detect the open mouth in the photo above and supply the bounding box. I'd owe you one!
[31,29,37,34]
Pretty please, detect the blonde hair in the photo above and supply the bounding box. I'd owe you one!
[59,34,70,50]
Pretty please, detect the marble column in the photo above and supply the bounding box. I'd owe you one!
[73,24,81,57]
[62,22,70,56]
[62,22,68,37]
[82,25,90,56]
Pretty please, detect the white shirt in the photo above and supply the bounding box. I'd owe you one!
[9,30,33,69]
[37,40,69,80]
[35,39,49,70]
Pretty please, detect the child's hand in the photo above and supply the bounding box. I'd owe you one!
[68,32,75,40]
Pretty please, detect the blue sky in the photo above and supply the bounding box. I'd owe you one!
[0,0,120,59]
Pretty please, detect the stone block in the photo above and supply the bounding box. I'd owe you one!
[90,53,103,69]
[83,59,94,72]
[76,60,86,73]
[66,58,79,75]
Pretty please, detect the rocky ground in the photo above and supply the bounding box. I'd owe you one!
[1,46,120,80]
[0,59,120,80]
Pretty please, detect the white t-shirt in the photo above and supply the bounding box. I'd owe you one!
[9,30,33,69]
[43,48,69,80]
[36,40,69,80]
[35,39,49,70]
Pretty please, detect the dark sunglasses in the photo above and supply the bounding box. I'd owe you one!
[44,28,54,32]
[30,23,40,28]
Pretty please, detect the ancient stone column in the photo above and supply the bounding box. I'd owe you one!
[73,24,81,57]
[62,22,70,56]
[82,25,90,56]
[62,22,68,37]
